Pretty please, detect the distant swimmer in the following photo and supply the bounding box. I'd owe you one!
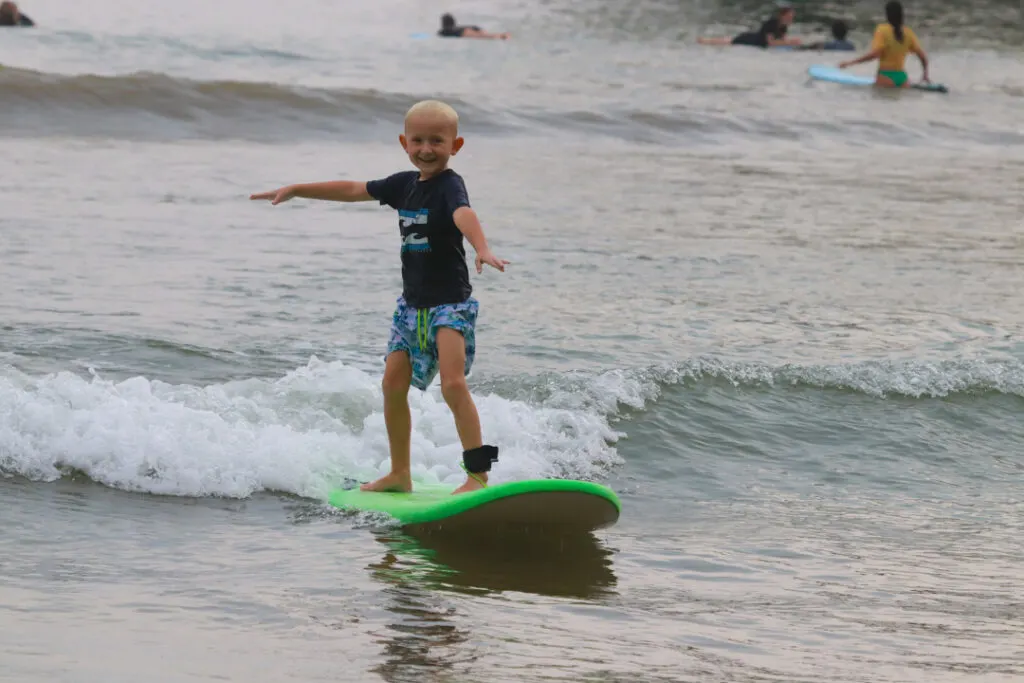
[839,1,931,88]
[438,13,509,40]
[697,3,801,49]
[798,20,856,51]
[0,1,34,26]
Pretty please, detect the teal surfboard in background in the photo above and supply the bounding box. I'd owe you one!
[808,65,949,93]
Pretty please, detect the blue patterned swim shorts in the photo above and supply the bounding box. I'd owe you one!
[386,296,479,390]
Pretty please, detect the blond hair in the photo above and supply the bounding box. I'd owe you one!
[405,100,459,133]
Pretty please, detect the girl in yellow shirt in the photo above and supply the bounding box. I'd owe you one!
[839,1,931,88]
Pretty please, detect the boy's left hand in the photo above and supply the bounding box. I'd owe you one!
[476,249,509,273]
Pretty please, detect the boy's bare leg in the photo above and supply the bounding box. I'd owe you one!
[436,328,487,494]
[361,351,414,492]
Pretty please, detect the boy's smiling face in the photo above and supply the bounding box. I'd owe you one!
[400,112,464,180]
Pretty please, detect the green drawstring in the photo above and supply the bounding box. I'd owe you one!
[460,462,488,489]
[416,309,428,352]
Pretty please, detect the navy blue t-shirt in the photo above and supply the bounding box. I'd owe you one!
[366,169,472,309]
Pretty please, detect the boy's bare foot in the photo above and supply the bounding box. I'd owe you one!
[360,471,413,493]
[451,473,487,495]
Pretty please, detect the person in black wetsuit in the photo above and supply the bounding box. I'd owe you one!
[437,13,509,40]
[0,1,34,26]
[697,4,800,48]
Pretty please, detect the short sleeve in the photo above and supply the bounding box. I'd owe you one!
[871,25,887,52]
[441,174,471,215]
[366,172,412,209]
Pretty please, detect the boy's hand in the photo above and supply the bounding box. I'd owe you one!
[250,185,296,205]
[475,249,509,273]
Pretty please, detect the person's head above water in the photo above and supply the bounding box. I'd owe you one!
[405,99,459,135]
[776,2,795,24]
[831,19,849,40]
[400,100,464,180]
[0,1,18,24]
[885,1,905,41]
[440,13,456,31]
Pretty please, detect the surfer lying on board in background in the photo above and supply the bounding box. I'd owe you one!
[0,1,34,26]
[797,20,856,51]
[250,100,508,496]
[839,1,931,88]
[438,13,509,40]
[697,3,801,48]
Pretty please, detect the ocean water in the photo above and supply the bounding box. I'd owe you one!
[2,0,1023,681]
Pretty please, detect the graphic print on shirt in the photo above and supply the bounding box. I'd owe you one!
[399,209,431,253]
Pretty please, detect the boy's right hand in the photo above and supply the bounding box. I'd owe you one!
[249,185,296,205]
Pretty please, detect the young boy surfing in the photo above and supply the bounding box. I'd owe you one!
[250,100,509,495]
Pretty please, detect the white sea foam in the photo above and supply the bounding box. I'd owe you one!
[0,357,623,499]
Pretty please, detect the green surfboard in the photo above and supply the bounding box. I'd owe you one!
[328,479,621,533]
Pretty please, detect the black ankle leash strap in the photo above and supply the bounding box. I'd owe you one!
[462,445,499,473]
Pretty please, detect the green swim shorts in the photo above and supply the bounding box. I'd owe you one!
[878,70,908,87]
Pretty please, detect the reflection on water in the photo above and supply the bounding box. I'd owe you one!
[370,529,618,599]
[364,577,472,683]
[365,530,618,682]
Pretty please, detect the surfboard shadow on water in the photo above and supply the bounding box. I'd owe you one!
[367,528,618,599]
[361,530,616,683]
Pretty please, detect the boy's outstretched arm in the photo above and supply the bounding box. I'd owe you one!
[453,206,509,273]
[250,181,372,205]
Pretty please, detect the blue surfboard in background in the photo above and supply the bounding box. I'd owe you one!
[808,65,949,94]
